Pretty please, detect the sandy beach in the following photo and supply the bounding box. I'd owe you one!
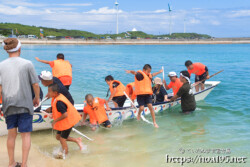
[1,38,250,45]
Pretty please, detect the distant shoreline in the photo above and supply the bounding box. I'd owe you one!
[1,38,250,45]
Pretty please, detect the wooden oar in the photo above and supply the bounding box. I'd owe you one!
[123,91,154,125]
[192,70,224,88]
[162,66,165,88]
[40,110,94,141]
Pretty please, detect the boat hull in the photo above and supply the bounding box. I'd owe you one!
[0,81,220,136]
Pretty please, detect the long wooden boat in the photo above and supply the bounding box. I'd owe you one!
[0,81,220,136]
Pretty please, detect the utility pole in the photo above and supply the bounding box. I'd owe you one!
[115,0,119,34]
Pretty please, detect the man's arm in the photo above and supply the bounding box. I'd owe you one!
[35,57,51,64]
[32,83,40,107]
[205,66,210,79]
[170,94,179,101]
[163,80,170,90]
[108,87,117,102]
[104,99,112,111]
[152,69,163,77]
[125,70,137,75]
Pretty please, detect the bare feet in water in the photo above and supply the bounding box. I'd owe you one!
[154,122,159,128]
[76,137,83,150]
[137,114,141,121]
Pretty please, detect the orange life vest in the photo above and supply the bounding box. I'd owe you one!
[188,62,206,76]
[168,78,183,95]
[84,97,108,124]
[134,70,153,95]
[52,60,72,78]
[109,80,126,97]
[125,82,136,100]
[52,94,81,131]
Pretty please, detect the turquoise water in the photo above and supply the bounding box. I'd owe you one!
[0,44,249,166]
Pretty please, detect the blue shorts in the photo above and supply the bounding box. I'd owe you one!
[6,113,33,133]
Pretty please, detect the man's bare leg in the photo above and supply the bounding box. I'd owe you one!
[59,138,68,155]
[201,83,205,90]
[66,137,83,150]
[147,104,159,128]
[7,128,17,167]
[21,132,31,167]
[195,84,200,92]
[137,106,144,120]
[112,101,118,108]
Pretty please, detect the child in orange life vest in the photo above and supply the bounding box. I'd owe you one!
[83,94,112,131]
[125,64,163,128]
[48,83,83,155]
[105,75,126,108]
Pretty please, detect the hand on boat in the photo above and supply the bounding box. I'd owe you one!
[206,75,210,79]
[106,107,112,111]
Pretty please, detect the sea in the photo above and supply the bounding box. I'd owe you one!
[0,44,249,167]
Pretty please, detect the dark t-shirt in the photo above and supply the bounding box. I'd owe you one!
[177,82,196,112]
[53,77,74,105]
[153,86,168,103]
[56,101,67,114]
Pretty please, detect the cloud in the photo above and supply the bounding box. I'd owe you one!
[0,4,44,15]
[86,7,123,14]
[210,20,221,25]
[230,10,250,18]
[1,0,45,7]
[189,18,200,24]
[58,3,92,7]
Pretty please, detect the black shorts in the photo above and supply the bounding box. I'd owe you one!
[101,120,111,127]
[57,127,72,139]
[137,94,152,106]
[112,95,126,107]
[195,72,207,83]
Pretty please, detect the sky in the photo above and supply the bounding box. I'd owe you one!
[0,0,250,37]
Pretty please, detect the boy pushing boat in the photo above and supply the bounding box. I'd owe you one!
[47,83,83,158]
[126,64,163,128]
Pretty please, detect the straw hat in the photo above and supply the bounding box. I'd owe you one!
[154,77,163,85]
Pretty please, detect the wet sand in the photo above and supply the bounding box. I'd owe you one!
[0,135,63,167]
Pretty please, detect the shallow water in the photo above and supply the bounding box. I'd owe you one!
[0,44,249,166]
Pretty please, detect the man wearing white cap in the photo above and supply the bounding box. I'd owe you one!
[0,38,40,167]
[39,70,74,104]
[163,72,183,96]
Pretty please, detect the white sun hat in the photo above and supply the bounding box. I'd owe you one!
[39,71,53,80]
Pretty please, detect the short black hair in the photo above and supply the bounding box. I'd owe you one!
[85,94,93,100]
[48,83,60,93]
[180,70,190,79]
[185,60,193,67]
[143,64,152,70]
[57,53,64,60]
[105,75,114,81]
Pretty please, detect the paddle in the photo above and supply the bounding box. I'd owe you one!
[123,91,154,125]
[192,70,224,88]
[34,97,49,110]
[40,110,94,141]
[162,66,166,89]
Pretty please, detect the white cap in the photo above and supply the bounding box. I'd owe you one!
[168,71,177,77]
[39,71,53,80]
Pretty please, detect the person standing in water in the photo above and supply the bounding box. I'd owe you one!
[170,71,196,113]
[185,60,209,92]
[152,77,168,103]
[35,53,72,90]
[126,64,163,128]
[0,38,40,167]
[48,83,83,157]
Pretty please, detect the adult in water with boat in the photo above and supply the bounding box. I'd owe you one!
[185,60,210,92]
[126,64,163,128]
[163,71,183,96]
[0,38,40,167]
[35,53,72,90]
[105,75,127,108]
[170,70,196,113]
[83,94,112,131]
[47,83,83,158]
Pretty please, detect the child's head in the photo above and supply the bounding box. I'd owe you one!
[85,94,94,106]
[185,60,193,70]
[57,53,64,60]
[105,75,114,85]
[48,83,60,98]
[143,64,152,74]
